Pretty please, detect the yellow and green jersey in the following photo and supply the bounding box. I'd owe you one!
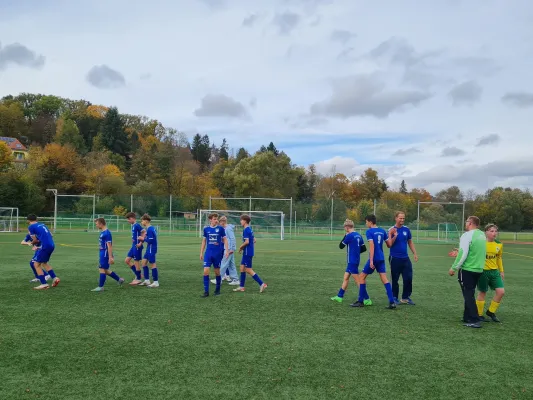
[485,240,503,272]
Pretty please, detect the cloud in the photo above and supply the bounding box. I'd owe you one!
[139,73,151,80]
[366,37,443,68]
[392,147,421,156]
[448,80,482,106]
[86,65,126,89]
[194,94,249,119]
[242,13,259,27]
[249,97,257,108]
[476,134,500,147]
[198,0,225,8]
[309,74,432,119]
[501,92,533,108]
[441,146,466,157]
[272,12,300,35]
[0,42,45,70]
[330,29,356,44]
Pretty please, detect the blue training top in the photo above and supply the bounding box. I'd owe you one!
[242,226,254,257]
[342,231,364,265]
[99,229,112,260]
[145,226,158,254]
[203,225,226,255]
[365,227,388,262]
[389,225,412,259]
[28,223,54,250]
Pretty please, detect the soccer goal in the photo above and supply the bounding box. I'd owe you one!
[198,209,285,240]
[416,201,465,243]
[0,207,19,232]
[437,222,461,242]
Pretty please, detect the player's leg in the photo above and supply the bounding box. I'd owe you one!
[31,260,49,290]
[214,253,229,284]
[125,248,140,284]
[476,270,489,321]
[233,263,247,292]
[389,256,402,304]
[351,261,371,307]
[213,255,222,295]
[29,260,40,282]
[460,270,482,328]
[377,262,396,309]
[201,263,211,297]
[243,257,267,292]
[139,257,151,286]
[331,271,352,303]
[486,271,504,322]
[400,258,415,305]
[227,253,240,285]
[41,248,60,287]
[147,257,159,288]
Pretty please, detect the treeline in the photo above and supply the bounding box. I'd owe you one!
[1,93,532,231]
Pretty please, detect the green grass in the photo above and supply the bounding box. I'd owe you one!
[1,233,532,399]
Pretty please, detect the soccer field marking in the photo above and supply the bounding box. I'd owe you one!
[505,251,533,260]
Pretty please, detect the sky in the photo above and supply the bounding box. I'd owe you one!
[1,0,533,194]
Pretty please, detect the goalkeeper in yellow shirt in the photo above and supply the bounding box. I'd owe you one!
[476,224,505,322]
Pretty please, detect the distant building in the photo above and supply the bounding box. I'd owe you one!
[0,137,29,164]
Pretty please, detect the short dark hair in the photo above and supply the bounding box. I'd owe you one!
[208,213,219,220]
[365,214,377,225]
[485,223,498,232]
[125,212,136,219]
[240,214,251,224]
[27,214,37,222]
[468,216,480,227]
[95,217,106,225]
[141,214,151,222]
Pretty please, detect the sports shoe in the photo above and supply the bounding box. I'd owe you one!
[52,278,60,287]
[210,279,217,284]
[45,275,51,281]
[139,280,151,286]
[30,278,40,283]
[364,299,373,306]
[91,287,104,292]
[223,276,232,282]
[464,322,482,328]
[228,280,240,286]
[214,290,221,296]
[393,297,401,305]
[33,284,49,290]
[260,283,268,293]
[331,296,343,303]
[386,302,397,310]
[486,310,501,323]
[401,298,415,305]
[233,287,245,292]
[129,279,141,286]
[200,292,209,298]
[147,281,159,288]
[350,301,364,307]
[118,278,125,286]
[478,315,490,322]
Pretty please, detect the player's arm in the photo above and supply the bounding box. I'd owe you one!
[368,239,375,266]
[239,238,249,253]
[229,230,236,253]
[223,236,229,256]
[408,239,418,261]
[200,237,206,260]
[386,228,397,248]
[107,240,114,264]
[450,232,471,273]
[359,238,367,253]
[339,234,348,249]
[497,243,504,277]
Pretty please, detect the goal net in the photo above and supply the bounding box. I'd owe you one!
[437,222,460,242]
[0,207,19,232]
[416,201,464,244]
[198,209,285,240]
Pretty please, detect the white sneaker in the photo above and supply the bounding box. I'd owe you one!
[129,279,142,286]
[45,275,51,281]
[147,281,159,288]
[33,284,50,290]
[223,276,232,282]
[228,280,240,286]
[139,280,151,286]
[210,279,217,284]
[30,278,40,283]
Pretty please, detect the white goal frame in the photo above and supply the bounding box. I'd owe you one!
[198,209,285,240]
[0,207,19,232]
[209,196,293,239]
[416,201,465,243]
[437,222,460,242]
[46,189,96,232]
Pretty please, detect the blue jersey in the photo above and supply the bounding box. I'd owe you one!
[145,226,158,254]
[389,225,412,259]
[343,231,364,265]
[131,222,144,248]
[365,227,388,262]
[99,229,112,259]
[28,223,54,250]
[24,233,32,243]
[203,225,226,254]
[242,226,255,257]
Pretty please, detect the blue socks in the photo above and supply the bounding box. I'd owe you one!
[338,288,345,298]
[215,275,221,292]
[29,261,38,278]
[47,269,57,279]
[143,266,149,280]
[358,283,367,303]
[240,272,246,288]
[131,266,141,280]
[109,272,120,281]
[152,268,158,281]
[252,274,263,286]
[99,273,106,287]
[38,275,46,285]
[384,283,394,303]
[203,275,209,293]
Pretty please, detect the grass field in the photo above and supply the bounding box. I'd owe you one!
[1,233,532,400]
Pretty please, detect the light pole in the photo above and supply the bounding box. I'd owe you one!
[330,190,336,240]
[46,189,58,232]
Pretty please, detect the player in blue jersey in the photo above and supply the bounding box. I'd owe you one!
[351,215,396,309]
[124,212,146,286]
[330,219,371,304]
[21,234,51,283]
[140,214,159,288]
[91,218,125,292]
[386,211,418,305]
[200,213,229,297]
[27,214,60,290]
[212,216,240,286]
[233,214,267,293]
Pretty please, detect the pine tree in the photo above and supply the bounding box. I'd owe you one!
[101,107,128,156]
[220,138,229,161]
[400,179,408,194]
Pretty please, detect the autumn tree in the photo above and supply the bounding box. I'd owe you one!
[0,141,13,172]
[55,118,86,154]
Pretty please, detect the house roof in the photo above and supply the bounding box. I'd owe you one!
[0,137,27,151]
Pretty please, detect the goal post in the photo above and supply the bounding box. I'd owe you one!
[0,207,19,232]
[198,209,285,240]
[416,201,465,243]
[47,189,96,233]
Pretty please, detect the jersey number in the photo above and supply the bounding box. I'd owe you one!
[377,235,381,244]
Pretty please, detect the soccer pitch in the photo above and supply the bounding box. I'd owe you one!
[1,234,532,400]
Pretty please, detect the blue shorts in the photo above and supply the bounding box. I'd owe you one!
[34,247,54,263]
[127,246,143,261]
[99,258,110,270]
[203,253,221,268]
[362,259,386,275]
[345,263,359,274]
[241,255,253,268]
[144,252,156,264]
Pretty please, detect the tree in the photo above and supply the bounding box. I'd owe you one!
[399,179,408,194]
[236,147,249,162]
[267,142,279,156]
[0,102,27,138]
[436,186,464,202]
[356,168,388,200]
[219,138,229,161]
[101,107,129,156]
[55,118,86,154]
[190,134,211,171]
[0,141,13,172]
